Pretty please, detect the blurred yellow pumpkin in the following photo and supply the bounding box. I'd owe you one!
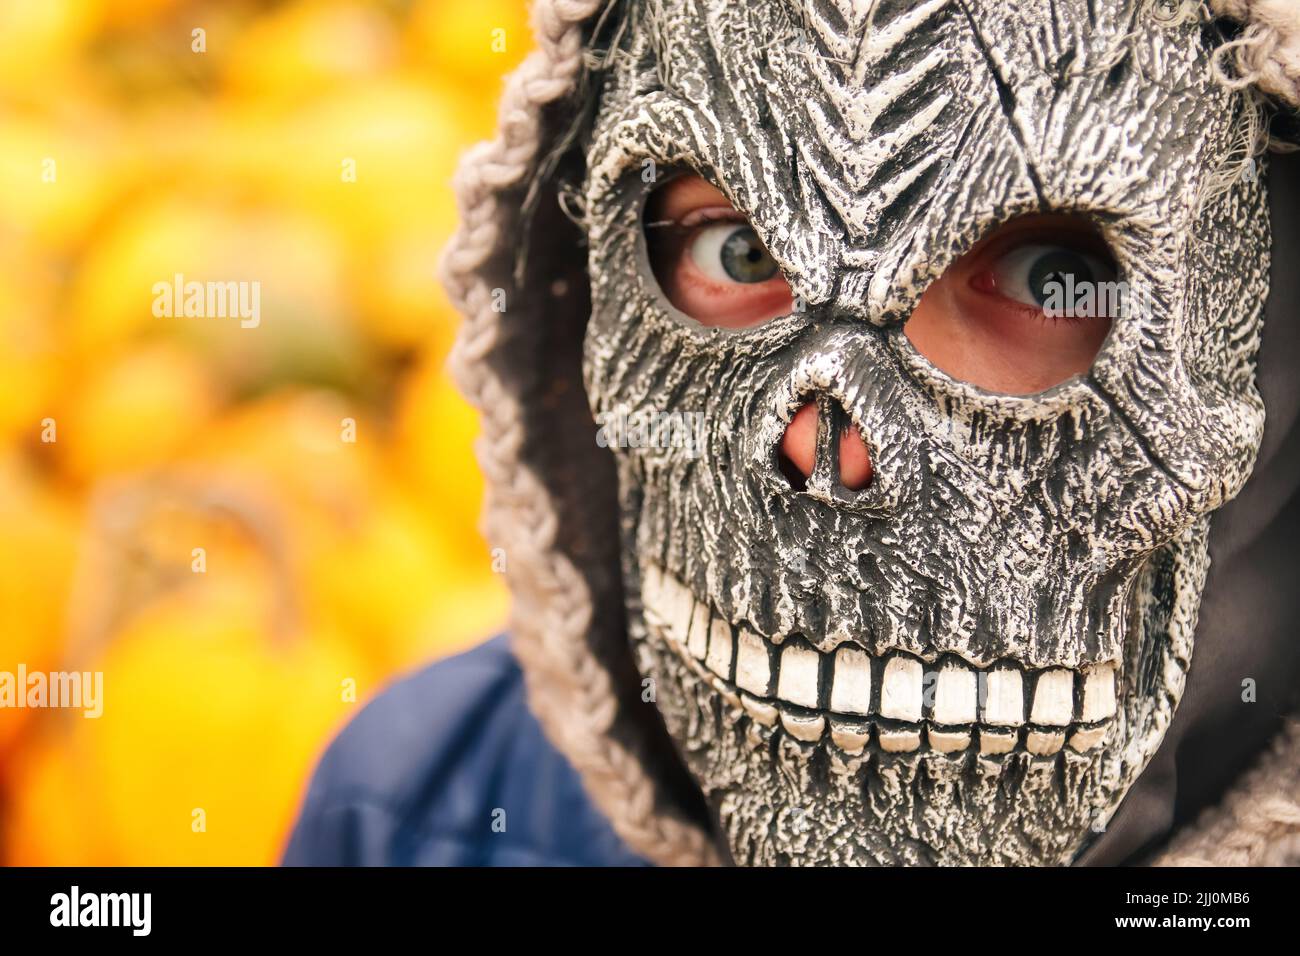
[0,257,59,448]
[0,0,101,88]
[0,0,523,868]
[408,0,531,108]
[0,453,79,758]
[53,341,220,482]
[0,111,122,250]
[68,196,366,389]
[223,1,399,105]
[6,577,372,865]
[392,354,487,546]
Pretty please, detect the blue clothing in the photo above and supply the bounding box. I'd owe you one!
[282,635,651,866]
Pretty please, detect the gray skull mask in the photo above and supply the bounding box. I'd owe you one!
[580,0,1271,865]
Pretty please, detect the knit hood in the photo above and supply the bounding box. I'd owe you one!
[440,0,1300,866]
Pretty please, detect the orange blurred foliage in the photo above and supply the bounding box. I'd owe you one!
[0,0,528,864]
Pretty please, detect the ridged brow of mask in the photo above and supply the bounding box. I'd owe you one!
[850,1,1240,319]
[583,91,840,310]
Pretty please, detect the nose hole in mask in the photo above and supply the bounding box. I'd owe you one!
[777,396,873,495]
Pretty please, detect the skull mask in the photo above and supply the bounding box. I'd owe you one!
[579,0,1271,865]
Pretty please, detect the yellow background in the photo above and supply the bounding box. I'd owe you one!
[0,0,527,864]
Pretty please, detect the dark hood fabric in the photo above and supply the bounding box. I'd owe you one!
[1081,148,1300,864]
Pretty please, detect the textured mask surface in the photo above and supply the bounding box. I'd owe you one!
[581,0,1271,865]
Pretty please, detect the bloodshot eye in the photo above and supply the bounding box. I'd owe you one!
[644,174,794,330]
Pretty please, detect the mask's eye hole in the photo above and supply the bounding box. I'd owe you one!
[905,214,1120,396]
[644,174,793,329]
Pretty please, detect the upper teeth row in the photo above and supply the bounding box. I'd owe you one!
[641,565,1118,757]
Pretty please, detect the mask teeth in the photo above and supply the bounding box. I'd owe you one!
[640,564,1118,757]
